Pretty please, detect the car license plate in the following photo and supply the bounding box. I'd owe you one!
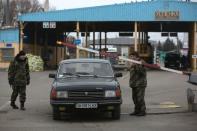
[75,103,98,109]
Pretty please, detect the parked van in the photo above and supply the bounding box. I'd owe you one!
[164,53,181,69]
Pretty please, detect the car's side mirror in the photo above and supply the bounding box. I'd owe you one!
[49,74,56,78]
[115,72,123,77]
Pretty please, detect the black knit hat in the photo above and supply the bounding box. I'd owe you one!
[18,50,26,56]
[130,51,139,57]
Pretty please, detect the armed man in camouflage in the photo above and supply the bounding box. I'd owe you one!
[8,51,30,110]
[129,51,147,116]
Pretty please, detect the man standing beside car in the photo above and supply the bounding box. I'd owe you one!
[129,51,147,116]
[8,51,30,110]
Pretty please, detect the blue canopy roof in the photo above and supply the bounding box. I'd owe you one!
[18,0,197,22]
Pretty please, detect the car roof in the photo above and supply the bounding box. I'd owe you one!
[60,58,111,64]
[166,53,180,56]
[166,53,180,55]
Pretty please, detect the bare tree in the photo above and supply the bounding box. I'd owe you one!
[30,0,43,12]
[9,0,43,26]
[177,38,183,49]
[163,38,176,52]
[157,41,163,51]
[0,0,3,26]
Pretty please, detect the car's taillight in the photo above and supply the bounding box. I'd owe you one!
[51,88,57,99]
[115,88,121,97]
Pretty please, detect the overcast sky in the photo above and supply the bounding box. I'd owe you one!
[39,0,197,10]
[39,0,142,10]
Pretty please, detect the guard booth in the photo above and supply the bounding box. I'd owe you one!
[17,0,197,70]
[0,28,19,69]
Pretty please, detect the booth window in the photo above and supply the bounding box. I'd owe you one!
[0,48,14,62]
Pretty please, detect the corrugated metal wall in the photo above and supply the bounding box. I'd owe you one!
[0,28,19,43]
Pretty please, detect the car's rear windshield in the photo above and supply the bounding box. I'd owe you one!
[58,62,114,77]
[166,54,180,59]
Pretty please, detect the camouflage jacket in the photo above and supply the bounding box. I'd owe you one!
[129,64,147,88]
[8,59,30,86]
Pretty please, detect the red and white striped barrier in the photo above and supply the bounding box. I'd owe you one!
[57,41,184,75]
[119,56,183,75]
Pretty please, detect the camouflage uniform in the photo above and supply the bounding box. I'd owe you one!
[8,53,30,109]
[129,64,147,114]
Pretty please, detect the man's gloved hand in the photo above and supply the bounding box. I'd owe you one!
[9,79,13,85]
[183,71,191,76]
[141,60,146,65]
[27,80,30,85]
[10,85,14,90]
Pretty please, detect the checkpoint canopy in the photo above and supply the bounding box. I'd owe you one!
[17,0,197,70]
[18,0,197,34]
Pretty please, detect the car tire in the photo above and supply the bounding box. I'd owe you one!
[53,107,61,120]
[112,105,120,120]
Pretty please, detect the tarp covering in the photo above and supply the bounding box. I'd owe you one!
[26,54,44,72]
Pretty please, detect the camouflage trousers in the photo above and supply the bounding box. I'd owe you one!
[11,86,26,103]
[132,87,146,113]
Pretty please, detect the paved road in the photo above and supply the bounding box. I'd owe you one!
[0,70,197,131]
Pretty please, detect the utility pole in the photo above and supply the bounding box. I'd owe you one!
[44,0,49,11]
[5,0,10,26]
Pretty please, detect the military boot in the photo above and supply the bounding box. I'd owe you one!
[136,111,146,116]
[20,102,26,110]
[10,102,19,109]
[129,111,139,116]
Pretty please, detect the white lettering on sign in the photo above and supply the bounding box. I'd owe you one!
[192,55,197,58]
[43,22,56,29]
[43,22,49,28]
[50,22,56,28]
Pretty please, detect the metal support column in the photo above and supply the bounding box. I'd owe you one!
[142,32,144,44]
[34,23,37,55]
[19,21,24,51]
[104,32,107,59]
[134,22,138,52]
[55,32,58,68]
[76,22,80,58]
[99,32,102,58]
[93,24,96,58]
[138,23,141,45]
[93,33,95,57]
[139,31,141,52]
[192,22,197,70]
[85,23,88,57]
[145,32,148,44]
